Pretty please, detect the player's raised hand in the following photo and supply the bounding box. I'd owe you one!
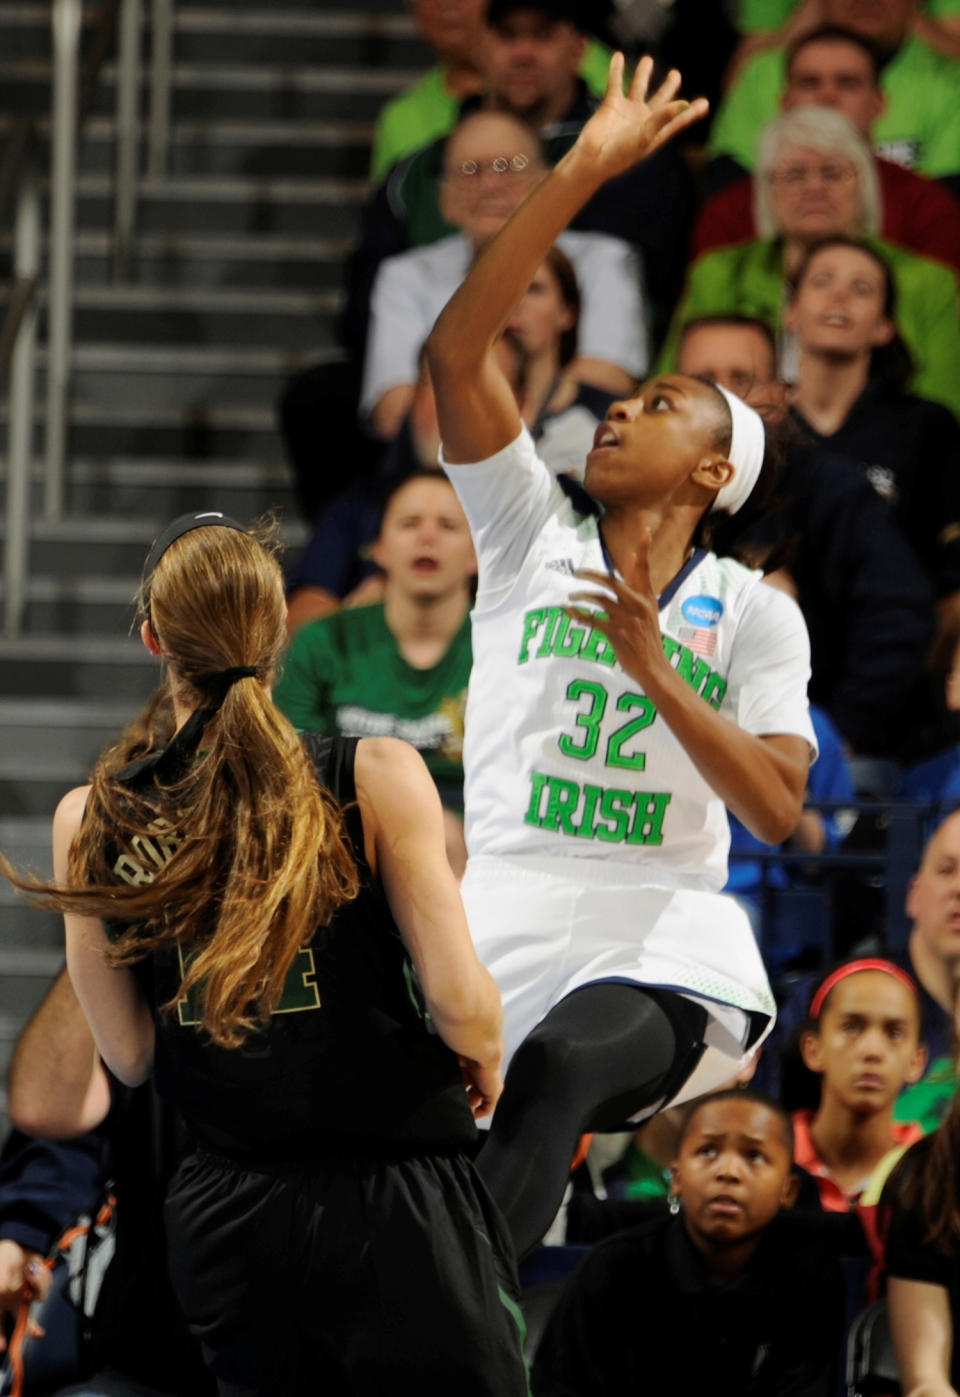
[573,54,709,182]
[565,531,671,689]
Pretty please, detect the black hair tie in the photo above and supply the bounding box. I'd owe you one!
[200,665,259,706]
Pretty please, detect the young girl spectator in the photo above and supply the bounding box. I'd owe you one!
[795,960,926,1211]
[532,1088,845,1396]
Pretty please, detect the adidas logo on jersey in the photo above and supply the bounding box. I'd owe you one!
[545,557,575,575]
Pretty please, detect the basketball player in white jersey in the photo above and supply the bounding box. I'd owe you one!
[426,56,817,1257]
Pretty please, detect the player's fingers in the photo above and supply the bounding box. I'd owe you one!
[649,97,709,150]
[647,67,682,111]
[27,1320,45,1340]
[627,53,653,104]
[603,50,625,103]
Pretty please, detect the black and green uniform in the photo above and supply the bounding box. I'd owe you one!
[109,734,528,1397]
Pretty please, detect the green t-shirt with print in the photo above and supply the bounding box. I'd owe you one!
[708,33,960,178]
[273,602,471,803]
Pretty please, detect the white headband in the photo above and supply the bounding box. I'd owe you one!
[710,385,766,516]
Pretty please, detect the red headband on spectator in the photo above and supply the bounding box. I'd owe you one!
[809,958,918,1020]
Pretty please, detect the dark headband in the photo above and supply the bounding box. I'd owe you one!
[142,510,248,593]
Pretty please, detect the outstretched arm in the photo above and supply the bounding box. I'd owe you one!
[426,56,708,466]
[355,737,503,1118]
[55,787,155,1089]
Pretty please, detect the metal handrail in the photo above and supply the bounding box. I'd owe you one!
[2,0,175,636]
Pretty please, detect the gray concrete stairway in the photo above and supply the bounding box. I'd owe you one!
[0,0,424,1120]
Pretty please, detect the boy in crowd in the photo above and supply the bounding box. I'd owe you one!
[532,1089,845,1396]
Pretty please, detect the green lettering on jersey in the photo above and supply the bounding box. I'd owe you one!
[518,608,548,663]
[524,771,671,846]
[596,787,633,842]
[553,612,588,658]
[175,946,321,1028]
[626,792,672,846]
[541,775,581,835]
[701,673,728,710]
[524,771,550,827]
[575,783,603,838]
[537,607,563,657]
[580,617,616,668]
[273,948,322,1013]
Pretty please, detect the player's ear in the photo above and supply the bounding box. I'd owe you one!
[693,455,734,495]
[140,619,162,657]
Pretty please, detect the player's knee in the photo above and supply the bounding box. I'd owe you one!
[508,1024,583,1104]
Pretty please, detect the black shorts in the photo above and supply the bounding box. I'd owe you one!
[164,1146,530,1397]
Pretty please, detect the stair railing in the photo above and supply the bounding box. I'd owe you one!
[1,0,175,637]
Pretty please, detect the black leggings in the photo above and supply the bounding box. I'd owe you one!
[476,982,707,1259]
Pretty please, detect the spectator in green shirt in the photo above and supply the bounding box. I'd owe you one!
[371,0,612,182]
[709,0,960,192]
[274,471,476,873]
[659,105,960,419]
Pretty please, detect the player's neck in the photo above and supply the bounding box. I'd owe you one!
[792,350,868,437]
[385,584,470,667]
[600,508,698,598]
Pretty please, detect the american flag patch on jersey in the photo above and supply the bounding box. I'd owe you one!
[678,625,717,657]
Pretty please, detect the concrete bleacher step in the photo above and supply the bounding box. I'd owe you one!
[0,948,68,1019]
[68,173,366,237]
[0,634,156,702]
[0,115,374,181]
[68,284,341,350]
[0,58,418,122]
[0,230,351,290]
[0,457,298,518]
[0,513,306,574]
[0,399,286,460]
[0,575,139,634]
[0,699,136,767]
[38,343,325,413]
[0,4,424,69]
[70,457,297,516]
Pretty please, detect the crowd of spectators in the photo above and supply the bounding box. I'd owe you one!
[6,0,960,1393]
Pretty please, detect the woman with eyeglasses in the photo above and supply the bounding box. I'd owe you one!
[657,105,960,418]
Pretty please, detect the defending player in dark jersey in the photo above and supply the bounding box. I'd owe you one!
[5,512,527,1397]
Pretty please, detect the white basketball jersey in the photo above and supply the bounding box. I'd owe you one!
[447,428,816,892]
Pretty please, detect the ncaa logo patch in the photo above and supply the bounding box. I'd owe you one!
[681,595,723,627]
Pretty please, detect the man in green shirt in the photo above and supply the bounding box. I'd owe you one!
[709,0,960,186]
[371,0,612,181]
[274,472,476,871]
